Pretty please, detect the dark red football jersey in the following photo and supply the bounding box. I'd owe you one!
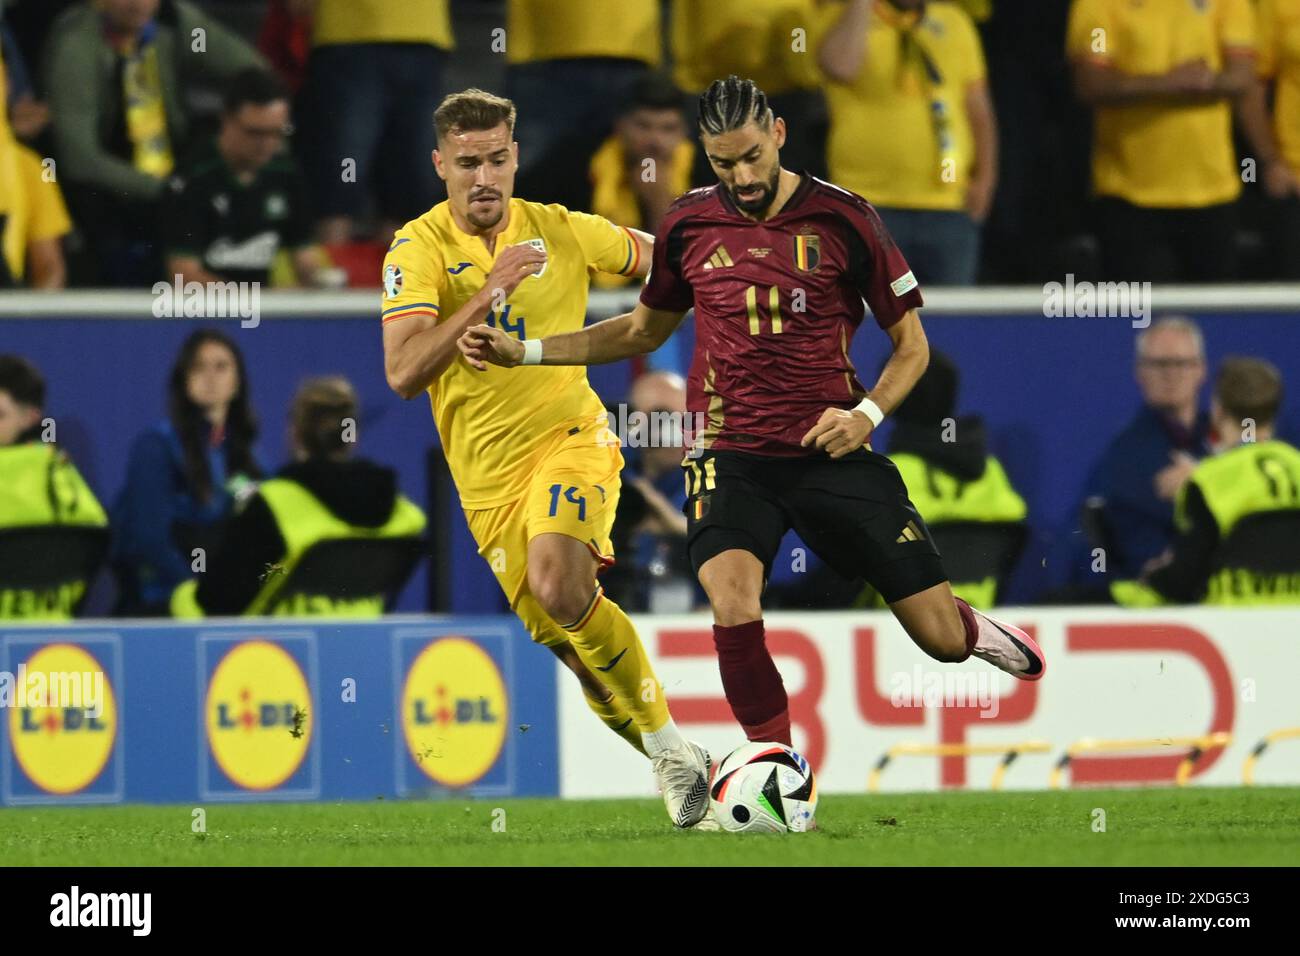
[641,174,923,456]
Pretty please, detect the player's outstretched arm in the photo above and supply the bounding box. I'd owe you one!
[802,308,930,459]
[458,301,687,370]
[385,243,546,398]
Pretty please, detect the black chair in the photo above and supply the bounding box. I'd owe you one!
[0,525,111,617]
[929,521,1028,605]
[1212,510,1300,576]
[256,536,427,614]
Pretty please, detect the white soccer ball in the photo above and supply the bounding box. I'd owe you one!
[709,741,817,833]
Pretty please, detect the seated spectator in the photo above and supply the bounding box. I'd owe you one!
[1,51,70,287]
[1240,0,1300,279]
[816,0,997,285]
[172,376,426,617]
[111,329,263,615]
[1066,0,1255,282]
[0,355,108,619]
[299,0,453,245]
[883,350,1027,608]
[2,13,51,142]
[673,0,828,179]
[162,69,334,288]
[603,372,695,613]
[588,73,694,289]
[1077,317,1211,584]
[507,0,659,213]
[0,141,70,288]
[44,0,265,285]
[1117,357,1300,605]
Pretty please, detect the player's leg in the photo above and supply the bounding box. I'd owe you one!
[790,450,1046,680]
[526,457,709,827]
[684,451,793,745]
[463,501,646,755]
[546,639,645,756]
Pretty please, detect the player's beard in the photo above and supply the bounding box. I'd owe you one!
[466,190,504,230]
[729,167,781,215]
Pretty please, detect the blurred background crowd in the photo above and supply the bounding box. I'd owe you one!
[2,0,1299,621]
[1,0,1299,290]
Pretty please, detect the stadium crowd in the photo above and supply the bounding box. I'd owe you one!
[1,1,1299,620]
[1,0,1298,287]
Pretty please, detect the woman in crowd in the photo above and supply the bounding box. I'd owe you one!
[111,329,263,614]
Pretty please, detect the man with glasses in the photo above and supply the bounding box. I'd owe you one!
[163,69,335,287]
[1081,316,1212,581]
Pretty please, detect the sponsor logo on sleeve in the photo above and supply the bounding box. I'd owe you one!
[891,271,918,297]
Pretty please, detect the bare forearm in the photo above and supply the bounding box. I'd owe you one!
[817,0,872,83]
[969,88,999,188]
[1237,80,1282,166]
[540,311,660,365]
[390,290,492,396]
[868,337,929,416]
[1076,66,1181,105]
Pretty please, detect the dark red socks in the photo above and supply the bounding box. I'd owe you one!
[952,596,979,660]
[712,619,792,746]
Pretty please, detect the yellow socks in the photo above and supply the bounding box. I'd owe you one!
[583,689,647,756]
[562,587,672,736]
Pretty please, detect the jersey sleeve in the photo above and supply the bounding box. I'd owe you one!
[1217,0,1256,55]
[379,232,443,325]
[1256,0,1277,78]
[843,202,924,330]
[567,209,642,277]
[951,7,987,87]
[640,215,694,313]
[1065,0,1110,65]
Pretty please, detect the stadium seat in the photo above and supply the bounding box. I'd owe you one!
[1212,510,1300,577]
[929,521,1027,606]
[0,526,111,619]
[253,535,427,615]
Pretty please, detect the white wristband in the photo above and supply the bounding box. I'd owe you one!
[853,396,884,427]
[521,339,543,366]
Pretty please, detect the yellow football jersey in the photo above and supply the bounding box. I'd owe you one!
[381,199,642,508]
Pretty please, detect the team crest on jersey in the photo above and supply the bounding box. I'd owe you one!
[383,263,403,298]
[1189,0,1207,11]
[520,238,547,276]
[793,233,820,272]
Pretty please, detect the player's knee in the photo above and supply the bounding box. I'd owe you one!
[705,584,763,627]
[530,573,591,628]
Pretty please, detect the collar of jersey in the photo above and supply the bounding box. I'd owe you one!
[440,198,526,264]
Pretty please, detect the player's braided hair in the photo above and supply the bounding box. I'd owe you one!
[697,75,773,135]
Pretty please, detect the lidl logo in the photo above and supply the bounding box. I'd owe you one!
[9,644,116,795]
[206,640,312,791]
[402,637,507,787]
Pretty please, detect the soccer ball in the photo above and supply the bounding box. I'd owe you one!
[708,741,817,833]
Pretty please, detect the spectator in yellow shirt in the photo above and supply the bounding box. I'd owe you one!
[1066,0,1257,283]
[587,74,695,288]
[506,0,661,212]
[1238,0,1300,279]
[672,0,829,178]
[298,0,454,244]
[816,0,998,285]
[0,142,71,288]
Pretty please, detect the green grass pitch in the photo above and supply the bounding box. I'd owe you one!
[3,787,1297,866]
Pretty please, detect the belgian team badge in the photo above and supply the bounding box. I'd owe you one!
[793,233,820,272]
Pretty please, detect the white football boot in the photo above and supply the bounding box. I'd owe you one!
[652,740,711,828]
[970,607,1046,681]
